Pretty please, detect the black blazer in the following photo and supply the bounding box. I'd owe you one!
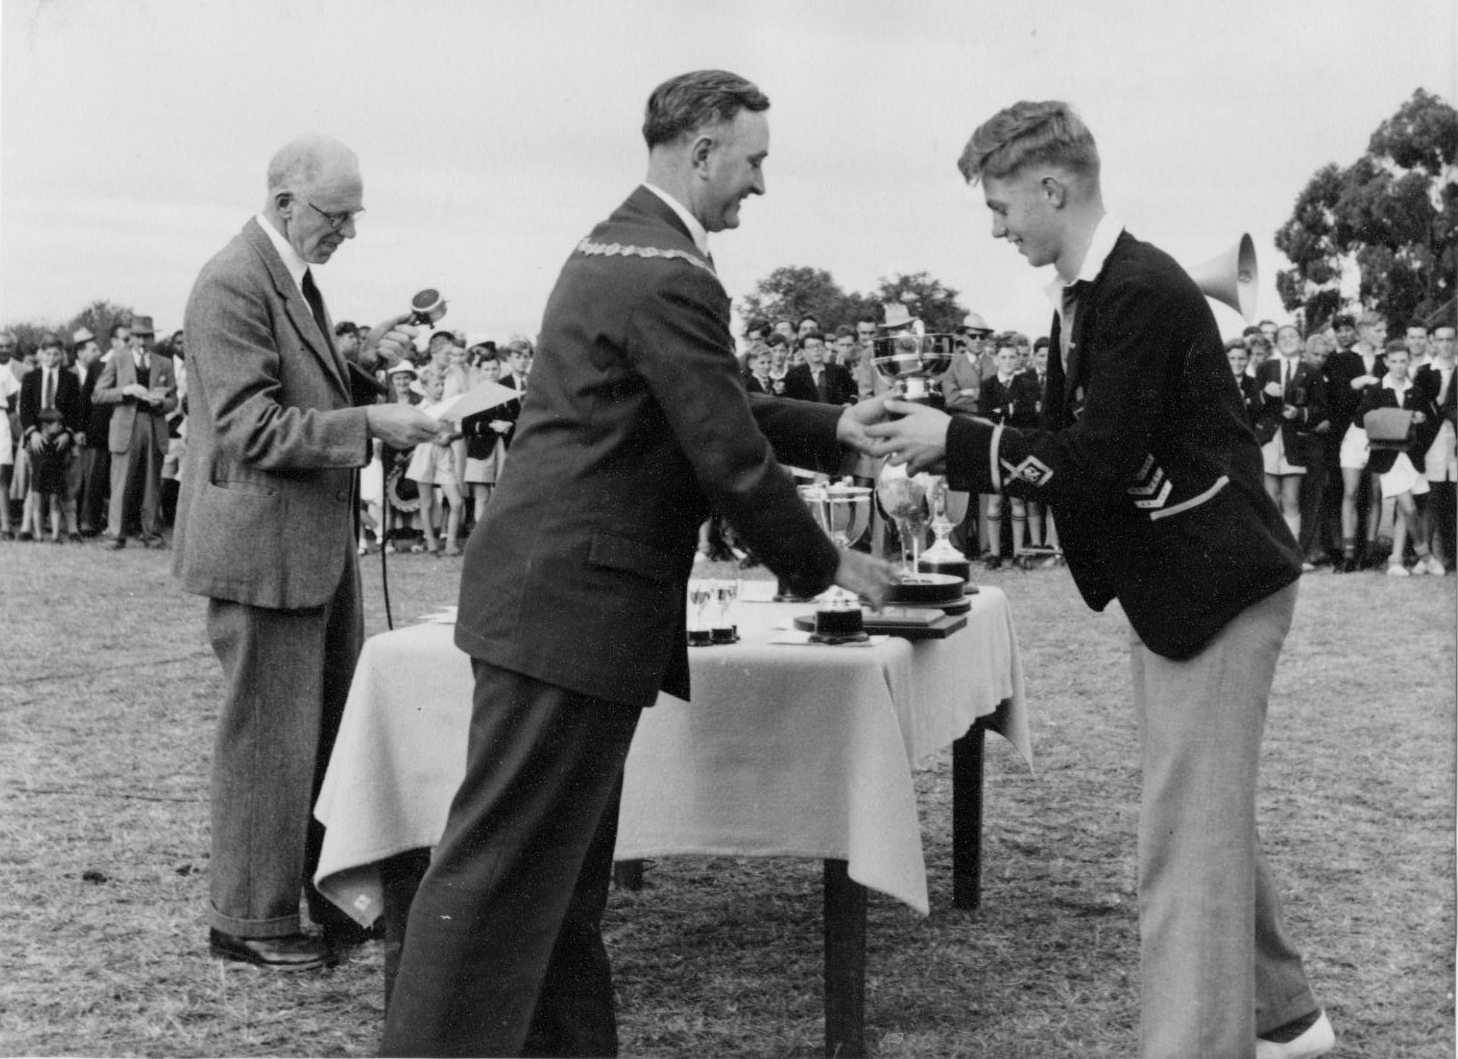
[782,362,856,405]
[1254,357,1328,466]
[979,372,1041,428]
[19,366,84,440]
[1413,362,1455,439]
[1325,348,1385,436]
[1355,379,1438,474]
[460,376,524,461]
[943,229,1299,658]
[455,187,845,707]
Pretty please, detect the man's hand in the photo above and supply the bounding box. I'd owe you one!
[124,382,150,401]
[27,431,46,454]
[835,394,893,454]
[55,433,72,452]
[832,548,898,610]
[365,404,440,448]
[360,313,419,370]
[866,400,953,474]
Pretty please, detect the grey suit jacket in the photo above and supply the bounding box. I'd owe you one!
[92,351,178,454]
[172,217,370,609]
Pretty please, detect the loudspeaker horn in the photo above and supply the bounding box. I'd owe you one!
[1188,233,1258,322]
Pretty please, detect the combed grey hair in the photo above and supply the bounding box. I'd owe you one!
[266,134,357,194]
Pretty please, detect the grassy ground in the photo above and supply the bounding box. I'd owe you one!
[1,539,1452,1057]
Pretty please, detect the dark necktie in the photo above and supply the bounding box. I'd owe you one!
[42,370,54,410]
[1059,280,1088,371]
[302,269,329,341]
[815,369,828,402]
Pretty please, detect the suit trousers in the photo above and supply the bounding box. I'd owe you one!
[108,414,164,540]
[381,662,641,1058]
[1131,582,1316,1059]
[80,444,110,532]
[204,555,362,937]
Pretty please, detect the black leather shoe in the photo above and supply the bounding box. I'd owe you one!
[322,918,385,954]
[209,928,337,970]
[107,537,126,550]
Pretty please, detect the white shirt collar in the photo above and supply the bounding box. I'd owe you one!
[1044,213,1124,309]
[256,212,310,292]
[642,183,710,258]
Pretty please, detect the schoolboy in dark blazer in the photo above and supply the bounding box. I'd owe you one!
[866,100,1330,1059]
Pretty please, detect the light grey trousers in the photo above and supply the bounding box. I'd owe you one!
[205,561,362,938]
[1132,582,1318,1059]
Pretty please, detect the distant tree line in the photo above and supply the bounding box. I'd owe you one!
[737,267,970,335]
[2,300,140,354]
[1276,87,1457,332]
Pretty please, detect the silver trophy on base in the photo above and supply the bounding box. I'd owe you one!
[870,306,973,603]
[797,478,873,641]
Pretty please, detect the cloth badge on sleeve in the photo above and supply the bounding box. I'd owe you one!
[1127,455,1173,509]
[1001,455,1054,487]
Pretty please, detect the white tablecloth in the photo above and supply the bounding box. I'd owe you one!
[315,586,1030,923]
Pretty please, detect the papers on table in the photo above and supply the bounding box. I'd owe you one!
[417,606,457,625]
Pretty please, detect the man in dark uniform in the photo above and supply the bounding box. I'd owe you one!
[868,101,1332,1059]
[382,71,894,1058]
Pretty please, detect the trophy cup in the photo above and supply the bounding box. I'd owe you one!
[686,577,714,646]
[797,478,873,642]
[918,477,975,587]
[869,308,971,604]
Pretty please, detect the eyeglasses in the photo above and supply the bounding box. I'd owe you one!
[307,200,363,232]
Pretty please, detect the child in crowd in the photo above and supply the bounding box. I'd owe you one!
[24,408,71,543]
[405,367,465,556]
[977,344,1040,568]
[1355,343,1439,575]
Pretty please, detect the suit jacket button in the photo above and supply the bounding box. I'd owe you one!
[336,490,349,501]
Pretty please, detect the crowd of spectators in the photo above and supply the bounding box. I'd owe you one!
[734,311,1457,575]
[4,308,1453,578]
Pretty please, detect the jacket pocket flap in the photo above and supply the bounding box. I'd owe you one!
[588,533,674,582]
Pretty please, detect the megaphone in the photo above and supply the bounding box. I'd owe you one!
[1188,234,1258,323]
[409,288,448,327]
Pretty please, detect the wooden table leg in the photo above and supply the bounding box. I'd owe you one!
[378,847,432,1010]
[823,858,866,1058]
[952,718,987,910]
[612,858,644,890]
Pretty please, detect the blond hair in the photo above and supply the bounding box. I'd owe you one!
[957,100,1100,185]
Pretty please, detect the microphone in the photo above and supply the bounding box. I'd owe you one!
[409,289,447,327]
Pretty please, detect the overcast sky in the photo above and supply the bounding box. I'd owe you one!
[2,0,1454,345]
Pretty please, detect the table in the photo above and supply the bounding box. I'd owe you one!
[315,585,1031,1055]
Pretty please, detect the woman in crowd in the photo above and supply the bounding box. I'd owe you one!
[405,367,464,556]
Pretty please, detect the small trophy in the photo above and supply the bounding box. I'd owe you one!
[797,478,873,642]
[918,477,975,586]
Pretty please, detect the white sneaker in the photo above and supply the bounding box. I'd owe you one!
[1386,562,1410,577]
[1423,555,1447,575]
[1256,1011,1335,1059]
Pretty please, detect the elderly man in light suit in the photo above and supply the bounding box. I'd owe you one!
[174,134,438,971]
[93,315,178,548]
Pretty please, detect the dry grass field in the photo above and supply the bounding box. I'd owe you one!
[1,540,1452,1057]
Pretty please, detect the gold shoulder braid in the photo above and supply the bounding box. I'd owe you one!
[574,238,715,276]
